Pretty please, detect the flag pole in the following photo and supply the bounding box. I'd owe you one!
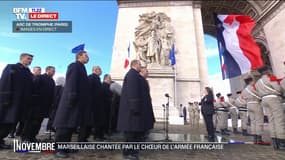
[173,65,177,111]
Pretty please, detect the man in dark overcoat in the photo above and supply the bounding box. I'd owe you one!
[117,60,155,159]
[53,51,90,158]
[101,74,113,135]
[88,66,106,140]
[21,66,56,142]
[0,53,34,149]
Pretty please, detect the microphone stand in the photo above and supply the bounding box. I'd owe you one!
[163,104,166,131]
[164,95,171,141]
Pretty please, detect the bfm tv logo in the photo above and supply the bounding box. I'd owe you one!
[13,8,59,20]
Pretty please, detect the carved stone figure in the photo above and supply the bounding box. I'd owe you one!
[146,30,161,64]
[133,11,175,66]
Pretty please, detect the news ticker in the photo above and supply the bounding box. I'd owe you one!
[13,140,271,153]
[12,21,72,33]
[12,7,72,33]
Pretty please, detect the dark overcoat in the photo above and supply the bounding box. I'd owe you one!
[88,74,104,127]
[53,61,91,128]
[117,68,155,132]
[32,74,55,118]
[201,94,215,116]
[102,82,113,128]
[0,63,33,123]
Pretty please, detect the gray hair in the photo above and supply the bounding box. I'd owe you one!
[55,76,65,86]
[110,82,122,96]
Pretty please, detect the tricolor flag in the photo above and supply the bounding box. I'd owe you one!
[215,14,263,79]
[124,42,130,69]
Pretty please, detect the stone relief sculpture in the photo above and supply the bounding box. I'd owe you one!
[133,11,175,66]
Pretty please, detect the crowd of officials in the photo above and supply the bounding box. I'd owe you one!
[200,65,285,150]
[0,52,155,159]
[1,52,285,159]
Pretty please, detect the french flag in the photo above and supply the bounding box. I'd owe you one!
[215,14,264,79]
[124,42,130,69]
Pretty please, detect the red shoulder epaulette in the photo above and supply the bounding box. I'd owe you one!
[269,75,282,84]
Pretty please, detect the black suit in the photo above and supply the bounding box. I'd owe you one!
[201,94,215,137]
[0,63,33,142]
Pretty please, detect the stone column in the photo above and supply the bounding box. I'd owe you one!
[193,3,209,95]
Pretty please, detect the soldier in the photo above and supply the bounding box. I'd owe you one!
[0,53,34,149]
[213,93,221,132]
[188,102,195,127]
[226,93,239,133]
[194,101,200,128]
[215,96,230,135]
[255,66,285,150]
[235,91,251,136]
[241,77,264,143]
[53,51,91,158]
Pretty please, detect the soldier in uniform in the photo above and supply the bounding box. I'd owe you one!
[241,77,264,143]
[216,96,230,135]
[188,102,195,127]
[213,93,221,132]
[0,53,34,149]
[235,91,251,136]
[255,66,285,149]
[226,93,239,133]
[194,101,200,128]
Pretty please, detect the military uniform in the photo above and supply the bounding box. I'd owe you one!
[213,99,218,131]
[234,93,250,136]
[281,78,285,110]
[255,73,285,149]
[188,103,195,127]
[241,82,264,143]
[226,94,238,133]
[194,102,200,128]
[215,97,229,135]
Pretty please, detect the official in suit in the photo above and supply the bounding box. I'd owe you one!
[21,66,56,142]
[117,60,155,159]
[53,51,91,158]
[0,53,34,149]
[201,87,215,142]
